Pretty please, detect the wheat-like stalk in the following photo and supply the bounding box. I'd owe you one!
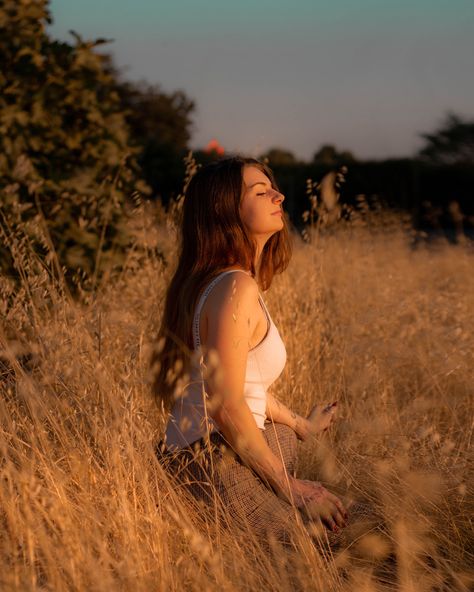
[0,188,472,591]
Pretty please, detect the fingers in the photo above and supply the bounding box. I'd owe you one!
[321,498,346,529]
[309,401,338,418]
[306,405,320,422]
[317,510,337,530]
[326,496,348,527]
[326,491,349,520]
[319,504,343,532]
[323,401,338,414]
[304,498,346,532]
[331,505,347,528]
[309,492,348,530]
[296,481,349,530]
[323,504,347,531]
[320,514,337,532]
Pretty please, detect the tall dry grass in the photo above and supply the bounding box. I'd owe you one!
[0,196,473,591]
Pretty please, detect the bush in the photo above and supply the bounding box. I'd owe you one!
[0,0,150,290]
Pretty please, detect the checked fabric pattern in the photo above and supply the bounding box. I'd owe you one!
[157,421,302,548]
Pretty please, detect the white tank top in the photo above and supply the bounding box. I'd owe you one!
[164,269,287,450]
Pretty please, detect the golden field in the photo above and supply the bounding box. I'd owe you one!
[0,200,473,591]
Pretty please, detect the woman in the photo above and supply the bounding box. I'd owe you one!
[151,156,348,547]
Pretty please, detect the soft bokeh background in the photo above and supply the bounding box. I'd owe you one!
[1,2,473,590]
[49,0,474,160]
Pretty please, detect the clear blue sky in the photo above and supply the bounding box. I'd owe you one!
[49,0,474,161]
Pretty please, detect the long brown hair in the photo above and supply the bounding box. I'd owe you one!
[150,156,292,410]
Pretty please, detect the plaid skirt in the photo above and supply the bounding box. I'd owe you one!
[157,421,302,547]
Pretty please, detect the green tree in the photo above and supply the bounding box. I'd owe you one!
[312,144,355,166]
[259,147,298,167]
[0,0,148,289]
[115,79,195,203]
[419,112,474,166]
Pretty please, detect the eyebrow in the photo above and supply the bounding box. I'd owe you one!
[249,181,271,188]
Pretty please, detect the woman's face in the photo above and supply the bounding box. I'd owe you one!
[239,165,285,238]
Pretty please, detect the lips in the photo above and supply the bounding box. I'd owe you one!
[271,210,282,215]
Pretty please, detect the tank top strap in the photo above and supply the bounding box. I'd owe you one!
[258,293,272,325]
[193,269,251,350]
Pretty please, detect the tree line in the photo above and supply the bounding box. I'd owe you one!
[1,0,473,292]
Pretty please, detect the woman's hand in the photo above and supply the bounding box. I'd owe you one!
[296,401,338,442]
[289,477,348,532]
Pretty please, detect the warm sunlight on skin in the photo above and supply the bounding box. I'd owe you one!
[239,165,285,265]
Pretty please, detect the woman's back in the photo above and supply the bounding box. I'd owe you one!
[164,269,287,450]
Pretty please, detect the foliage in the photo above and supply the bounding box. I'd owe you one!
[419,112,474,166]
[0,0,149,289]
[312,144,355,166]
[259,147,299,167]
[115,79,195,204]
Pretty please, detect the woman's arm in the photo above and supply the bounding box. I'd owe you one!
[202,273,347,529]
[202,273,292,497]
[265,392,310,440]
[266,392,338,441]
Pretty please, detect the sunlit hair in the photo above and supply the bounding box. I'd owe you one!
[150,155,293,410]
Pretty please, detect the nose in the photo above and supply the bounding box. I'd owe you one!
[272,189,285,204]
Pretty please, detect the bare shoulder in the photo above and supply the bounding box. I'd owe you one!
[204,271,259,321]
[199,271,262,350]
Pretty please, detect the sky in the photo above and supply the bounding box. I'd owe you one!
[48,0,474,161]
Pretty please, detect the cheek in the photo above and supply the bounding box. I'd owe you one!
[240,202,262,229]
[240,200,253,224]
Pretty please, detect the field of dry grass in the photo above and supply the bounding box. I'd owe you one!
[0,201,473,591]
